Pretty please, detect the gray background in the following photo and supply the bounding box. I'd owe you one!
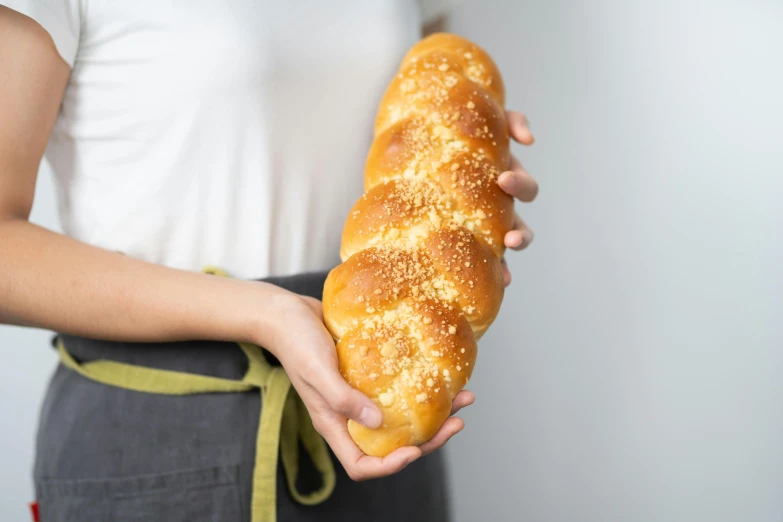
[2,0,782,521]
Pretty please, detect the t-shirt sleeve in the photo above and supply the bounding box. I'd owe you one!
[3,0,81,67]
[416,0,462,26]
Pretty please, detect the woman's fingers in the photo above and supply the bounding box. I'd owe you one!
[506,110,534,145]
[316,414,422,481]
[300,354,383,429]
[285,303,383,429]
[419,417,465,456]
[450,389,475,415]
[499,156,539,202]
[349,446,422,482]
[307,386,469,478]
[504,212,534,251]
[298,382,421,481]
[503,111,538,201]
[286,294,473,481]
[299,295,325,319]
[501,258,512,287]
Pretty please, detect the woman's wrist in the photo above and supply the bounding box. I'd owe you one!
[237,280,301,355]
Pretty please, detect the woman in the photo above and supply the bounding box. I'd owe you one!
[0,1,538,520]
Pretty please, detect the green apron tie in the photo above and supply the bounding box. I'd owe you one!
[55,266,336,522]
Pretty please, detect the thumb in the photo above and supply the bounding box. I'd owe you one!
[310,367,383,429]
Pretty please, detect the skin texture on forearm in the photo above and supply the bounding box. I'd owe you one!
[0,218,287,345]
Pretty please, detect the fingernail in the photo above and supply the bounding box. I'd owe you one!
[500,172,516,190]
[359,406,382,429]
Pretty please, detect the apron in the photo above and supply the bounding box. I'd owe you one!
[33,269,449,522]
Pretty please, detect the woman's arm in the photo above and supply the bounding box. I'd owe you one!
[0,7,470,479]
[0,7,287,346]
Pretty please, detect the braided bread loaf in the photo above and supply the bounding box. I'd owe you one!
[322,33,513,457]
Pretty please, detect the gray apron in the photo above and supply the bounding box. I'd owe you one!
[34,271,450,522]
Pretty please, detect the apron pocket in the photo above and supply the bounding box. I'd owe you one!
[36,465,242,522]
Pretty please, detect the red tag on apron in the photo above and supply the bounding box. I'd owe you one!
[29,502,40,522]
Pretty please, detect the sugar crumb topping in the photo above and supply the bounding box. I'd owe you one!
[335,37,505,422]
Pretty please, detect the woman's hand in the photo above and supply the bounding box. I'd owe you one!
[498,111,539,286]
[261,292,474,481]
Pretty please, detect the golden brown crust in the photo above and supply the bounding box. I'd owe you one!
[323,33,510,456]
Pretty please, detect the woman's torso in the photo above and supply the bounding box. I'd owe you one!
[27,4,451,520]
[47,0,422,278]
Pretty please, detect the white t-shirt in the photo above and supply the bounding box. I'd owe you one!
[6,0,456,278]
